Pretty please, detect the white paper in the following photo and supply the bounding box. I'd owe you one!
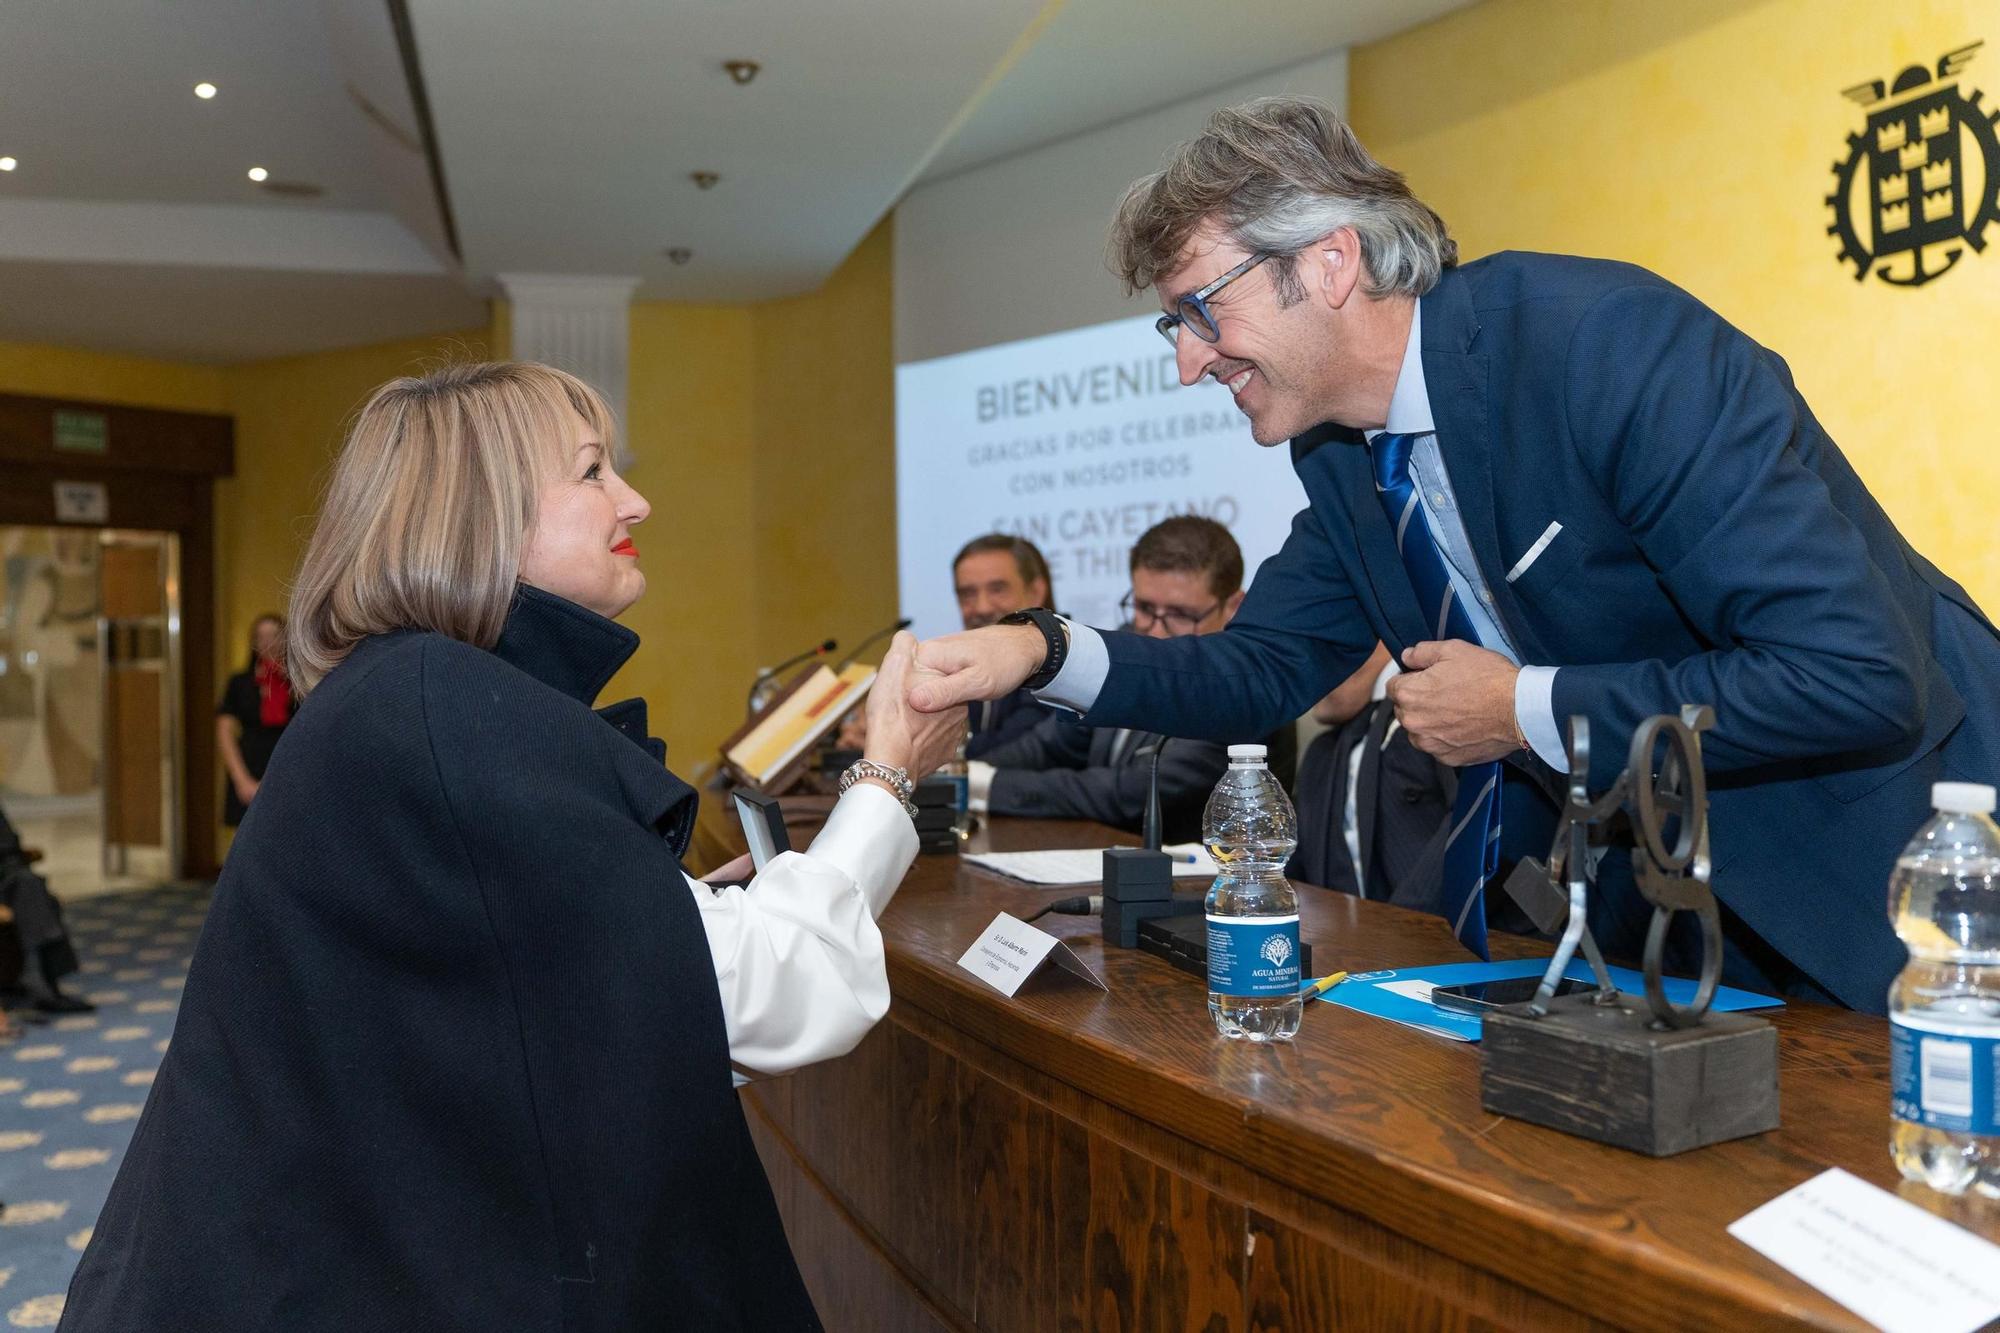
[1376,980,1437,1004]
[963,843,1217,886]
[1728,1167,2000,1333]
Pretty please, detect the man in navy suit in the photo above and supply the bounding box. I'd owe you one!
[911,97,2000,1012]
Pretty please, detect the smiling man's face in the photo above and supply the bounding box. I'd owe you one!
[1156,220,1401,443]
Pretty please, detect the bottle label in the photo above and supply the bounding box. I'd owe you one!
[1207,914,1301,998]
[1890,1014,2000,1136]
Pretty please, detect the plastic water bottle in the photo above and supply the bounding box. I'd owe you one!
[1889,781,2000,1198]
[1204,743,1302,1042]
[940,722,972,838]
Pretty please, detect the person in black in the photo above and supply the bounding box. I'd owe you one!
[0,800,91,1022]
[971,516,1295,841]
[61,362,963,1331]
[215,613,293,826]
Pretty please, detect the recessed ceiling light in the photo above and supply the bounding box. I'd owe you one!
[664,248,693,265]
[195,82,218,100]
[0,157,15,172]
[690,170,720,190]
[247,166,268,182]
[722,60,760,86]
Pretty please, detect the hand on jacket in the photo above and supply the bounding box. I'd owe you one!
[1385,639,1522,765]
[864,631,967,780]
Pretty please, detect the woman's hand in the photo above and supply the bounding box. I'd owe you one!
[863,631,966,780]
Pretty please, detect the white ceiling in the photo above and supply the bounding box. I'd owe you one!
[0,0,1472,365]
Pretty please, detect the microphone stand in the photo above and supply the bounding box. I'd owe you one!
[834,617,913,671]
[747,638,837,715]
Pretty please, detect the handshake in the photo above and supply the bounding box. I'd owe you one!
[844,623,1051,784]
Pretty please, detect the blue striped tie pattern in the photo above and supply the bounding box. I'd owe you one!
[1369,431,1501,959]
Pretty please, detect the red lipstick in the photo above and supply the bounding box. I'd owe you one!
[611,538,639,557]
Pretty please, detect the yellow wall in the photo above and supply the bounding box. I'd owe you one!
[1351,0,2000,609]
[0,340,227,414]
[606,217,897,776]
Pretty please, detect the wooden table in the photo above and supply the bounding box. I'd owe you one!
[738,813,2000,1332]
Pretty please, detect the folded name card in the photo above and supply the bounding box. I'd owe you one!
[1729,1167,2000,1333]
[957,912,1108,998]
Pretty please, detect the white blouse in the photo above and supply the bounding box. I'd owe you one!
[682,782,917,1079]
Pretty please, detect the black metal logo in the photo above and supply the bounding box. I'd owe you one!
[1828,40,2000,286]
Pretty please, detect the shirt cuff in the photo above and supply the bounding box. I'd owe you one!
[805,781,918,917]
[967,760,994,813]
[1515,665,1569,772]
[1035,617,1107,714]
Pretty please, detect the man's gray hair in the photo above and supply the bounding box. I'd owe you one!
[1109,96,1456,301]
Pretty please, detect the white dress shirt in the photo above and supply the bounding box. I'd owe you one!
[686,781,916,1080]
[1038,305,1569,770]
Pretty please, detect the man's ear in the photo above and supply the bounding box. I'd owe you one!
[1310,226,1365,310]
[1221,589,1246,626]
[1028,577,1050,608]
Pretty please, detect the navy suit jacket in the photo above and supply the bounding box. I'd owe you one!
[1082,251,2000,1011]
[982,711,1229,844]
[965,687,1049,760]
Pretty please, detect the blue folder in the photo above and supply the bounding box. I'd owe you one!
[1309,957,1783,1042]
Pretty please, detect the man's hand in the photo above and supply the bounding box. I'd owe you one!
[1385,639,1523,765]
[909,624,1047,713]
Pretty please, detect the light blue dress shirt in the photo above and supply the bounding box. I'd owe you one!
[1041,304,1569,771]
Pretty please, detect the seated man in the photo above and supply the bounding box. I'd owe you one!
[970,516,1284,843]
[951,533,1059,759]
[0,801,92,1019]
[1288,643,1455,907]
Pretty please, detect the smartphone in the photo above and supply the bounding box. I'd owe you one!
[1430,976,1597,1014]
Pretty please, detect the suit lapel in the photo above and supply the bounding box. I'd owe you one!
[1319,435,1428,660]
[1420,273,1555,665]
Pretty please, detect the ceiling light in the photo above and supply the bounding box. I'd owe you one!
[195,82,218,100]
[664,248,693,266]
[0,157,15,172]
[690,170,719,190]
[723,60,761,85]
[247,166,268,182]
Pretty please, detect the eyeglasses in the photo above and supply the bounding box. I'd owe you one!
[1154,252,1272,347]
[1119,589,1223,635]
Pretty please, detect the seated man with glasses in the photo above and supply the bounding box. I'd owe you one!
[968,516,1292,842]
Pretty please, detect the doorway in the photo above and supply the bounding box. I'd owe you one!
[0,526,182,897]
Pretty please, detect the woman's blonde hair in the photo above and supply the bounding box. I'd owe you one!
[287,361,615,693]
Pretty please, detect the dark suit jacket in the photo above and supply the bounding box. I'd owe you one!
[982,711,1229,844]
[1080,251,2000,1011]
[965,686,1049,760]
[1289,701,1453,910]
[63,586,818,1331]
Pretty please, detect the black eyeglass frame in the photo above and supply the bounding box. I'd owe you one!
[1154,251,1273,346]
[1119,589,1224,635]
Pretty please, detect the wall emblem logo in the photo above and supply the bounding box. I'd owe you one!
[1829,40,2000,286]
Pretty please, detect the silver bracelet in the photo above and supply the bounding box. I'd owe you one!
[839,759,918,820]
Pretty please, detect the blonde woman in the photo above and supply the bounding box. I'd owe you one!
[63,363,963,1331]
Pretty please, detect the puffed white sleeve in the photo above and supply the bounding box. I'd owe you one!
[685,781,918,1079]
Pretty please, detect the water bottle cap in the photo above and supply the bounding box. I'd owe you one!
[1227,744,1268,764]
[1932,782,1997,815]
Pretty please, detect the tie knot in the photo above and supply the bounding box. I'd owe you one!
[1369,431,1418,492]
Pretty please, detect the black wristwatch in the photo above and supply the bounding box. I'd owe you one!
[998,607,1068,690]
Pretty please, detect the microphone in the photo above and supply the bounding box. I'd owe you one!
[1138,738,1171,851]
[835,617,913,671]
[747,637,837,713]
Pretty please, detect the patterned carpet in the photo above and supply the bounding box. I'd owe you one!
[0,882,208,1328]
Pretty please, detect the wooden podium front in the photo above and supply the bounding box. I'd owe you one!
[739,815,1998,1332]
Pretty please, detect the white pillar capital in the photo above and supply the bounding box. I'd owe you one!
[497,273,642,463]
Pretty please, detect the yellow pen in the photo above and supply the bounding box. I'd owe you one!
[1303,971,1348,1002]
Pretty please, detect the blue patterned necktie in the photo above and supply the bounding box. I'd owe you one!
[1369,431,1501,959]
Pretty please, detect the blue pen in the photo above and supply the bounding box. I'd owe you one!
[1170,852,1200,863]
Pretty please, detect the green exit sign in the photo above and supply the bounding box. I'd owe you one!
[53,409,108,454]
